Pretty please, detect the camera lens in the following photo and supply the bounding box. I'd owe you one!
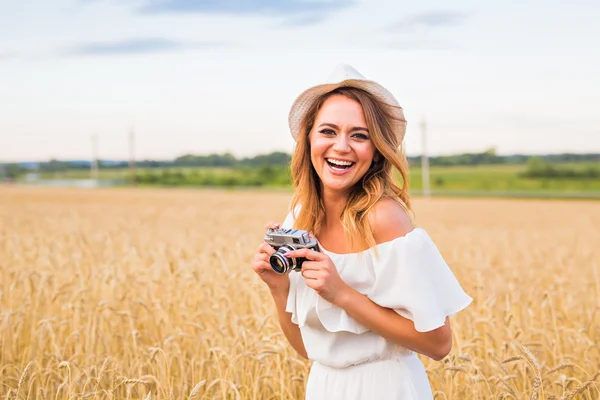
[269,245,295,274]
[270,253,289,274]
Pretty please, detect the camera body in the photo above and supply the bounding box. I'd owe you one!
[263,227,320,274]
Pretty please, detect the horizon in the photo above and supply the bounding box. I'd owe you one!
[2,1,599,162]
[7,149,600,166]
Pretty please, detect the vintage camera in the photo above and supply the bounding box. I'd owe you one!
[263,228,320,274]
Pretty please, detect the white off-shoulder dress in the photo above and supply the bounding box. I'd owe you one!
[280,210,473,400]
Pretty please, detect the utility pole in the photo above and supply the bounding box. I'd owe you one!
[420,116,431,198]
[129,125,136,186]
[91,134,99,182]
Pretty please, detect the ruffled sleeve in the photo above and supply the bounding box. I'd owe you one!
[285,223,472,334]
[368,228,473,332]
[285,271,299,324]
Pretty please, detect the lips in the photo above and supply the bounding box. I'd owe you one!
[325,158,355,169]
[325,158,355,175]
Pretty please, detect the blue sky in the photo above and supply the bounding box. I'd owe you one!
[1,0,599,161]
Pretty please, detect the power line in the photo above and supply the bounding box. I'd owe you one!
[129,125,136,186]
[420,116,431,199]
[91,133,99,182]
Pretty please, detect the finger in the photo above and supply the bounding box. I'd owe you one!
[257,242,273,254]
[303,278,323,291]
[285,248,323,261]
[259,242,276,256]
[264,221,281,230]
[254,253,269,263]
[298,260,322,271]
[301,269,320,280]
[252,260,272,273]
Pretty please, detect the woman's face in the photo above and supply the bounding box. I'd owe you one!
[308,94,378,196]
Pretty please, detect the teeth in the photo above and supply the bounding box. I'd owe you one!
[327,158,354,166]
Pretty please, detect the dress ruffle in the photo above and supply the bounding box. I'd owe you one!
[282,211,472,333]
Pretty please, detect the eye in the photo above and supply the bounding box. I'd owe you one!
[319,129,336,135]
[353,133,369,140]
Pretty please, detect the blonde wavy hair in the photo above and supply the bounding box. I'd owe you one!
[289,87,413,255]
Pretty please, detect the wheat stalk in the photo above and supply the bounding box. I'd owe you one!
[187,380,206,399]
[545,363,574,376]
[3,187,600,399]
[16,361,33,399]
[563,372,600,400]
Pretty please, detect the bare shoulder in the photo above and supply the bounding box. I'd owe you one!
[367,197,414,245]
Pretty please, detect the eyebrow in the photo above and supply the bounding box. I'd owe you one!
[317,122,369,133]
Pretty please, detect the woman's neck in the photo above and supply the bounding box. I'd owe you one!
[321,187,348,226]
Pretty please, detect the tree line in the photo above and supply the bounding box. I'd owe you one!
[520,157,600,179]
[1,149,599,180]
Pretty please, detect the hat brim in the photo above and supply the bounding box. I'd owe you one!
[288,79,407,144]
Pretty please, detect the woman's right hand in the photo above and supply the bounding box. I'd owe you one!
[252,221,290,294]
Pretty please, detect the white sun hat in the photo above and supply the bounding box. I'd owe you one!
[287,64,407,144]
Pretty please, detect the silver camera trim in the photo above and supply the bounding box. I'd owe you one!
[264,227,319,274]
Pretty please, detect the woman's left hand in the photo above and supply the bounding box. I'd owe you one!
[283,248,352,306]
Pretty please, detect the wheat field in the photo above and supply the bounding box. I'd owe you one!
[0,186,599,399]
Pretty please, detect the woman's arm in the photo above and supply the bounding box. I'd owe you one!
[335,288,452,361]
[356,197,452,360]
[283,198,455,361]
[270,286,308,359]
[251,224,308,360]
[285,248,452,360]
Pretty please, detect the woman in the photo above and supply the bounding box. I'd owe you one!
[251,64,472,399]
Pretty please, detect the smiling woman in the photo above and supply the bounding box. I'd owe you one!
[250,64,472,400]
[309,95,378,192]
[289,74,412,254]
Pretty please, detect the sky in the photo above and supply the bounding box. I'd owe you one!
[1,0,599,162]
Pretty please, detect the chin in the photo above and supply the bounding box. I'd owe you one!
[322,179,356,192]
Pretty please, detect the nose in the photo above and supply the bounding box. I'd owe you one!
[332,133,351,153]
